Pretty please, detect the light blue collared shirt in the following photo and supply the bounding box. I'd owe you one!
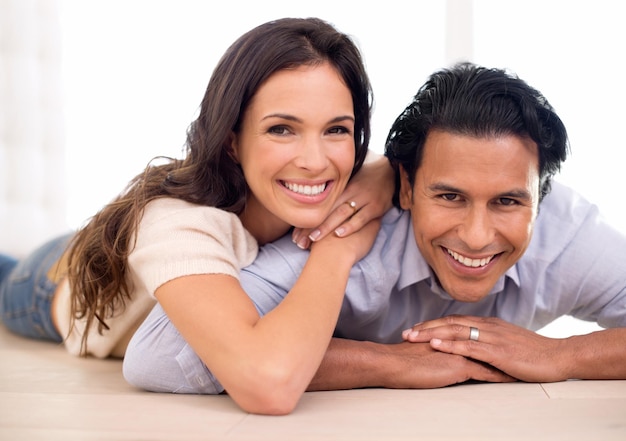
[123,181,626,394]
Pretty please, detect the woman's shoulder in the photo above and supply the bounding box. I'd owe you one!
[138,197,258,254]
[143,197,235,219]
[142,198,247,231]
[130,198,259,288]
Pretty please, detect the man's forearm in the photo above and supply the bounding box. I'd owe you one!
[307,338,391,391]
[561,328,626,380]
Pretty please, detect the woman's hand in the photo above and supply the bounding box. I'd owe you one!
[311,216,382,267]
[292,153,394,249]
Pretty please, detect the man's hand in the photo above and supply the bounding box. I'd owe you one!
[402,315,572,383]
[308,338,515,391]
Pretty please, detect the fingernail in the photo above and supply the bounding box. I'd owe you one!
[403,329,419,340]
[296,238,309,250]
[334,227,345,237]
[308,229,321,241]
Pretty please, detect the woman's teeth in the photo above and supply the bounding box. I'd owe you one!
[283,181,326,196]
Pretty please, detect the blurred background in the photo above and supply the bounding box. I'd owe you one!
[1,0,624,335]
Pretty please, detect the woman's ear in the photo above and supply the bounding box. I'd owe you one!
[227,131,240,163]
[398,165,414,210]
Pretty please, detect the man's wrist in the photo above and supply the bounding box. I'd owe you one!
[309,339,393,391]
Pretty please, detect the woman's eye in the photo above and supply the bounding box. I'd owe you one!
[328,126,351,135]
[268,125,291,135]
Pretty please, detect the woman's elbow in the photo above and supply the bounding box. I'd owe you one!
[234,388,301,416]
[229,365,308,415]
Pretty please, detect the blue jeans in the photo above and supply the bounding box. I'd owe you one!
[0,234,73,342]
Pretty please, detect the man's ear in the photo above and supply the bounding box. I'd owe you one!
[398,165,413,210]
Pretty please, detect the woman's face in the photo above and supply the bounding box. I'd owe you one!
[232,62,355,242]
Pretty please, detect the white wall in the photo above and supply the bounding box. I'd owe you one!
[59,0,448,229]
[58,0,626,236]
[0,0,67,256]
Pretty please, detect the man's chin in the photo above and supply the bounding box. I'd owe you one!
[445,287,490,303]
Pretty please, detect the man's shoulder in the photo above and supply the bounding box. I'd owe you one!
[541,181,595,216]
[352,207,424,289]
[524,181,598,261]
[374,207,413,253]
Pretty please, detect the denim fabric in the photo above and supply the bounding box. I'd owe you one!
[0,254,18,286]
[0,234,73,341]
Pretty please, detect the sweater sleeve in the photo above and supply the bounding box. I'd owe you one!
[128,198,259,298]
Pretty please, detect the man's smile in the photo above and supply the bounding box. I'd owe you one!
[445,248,496,268]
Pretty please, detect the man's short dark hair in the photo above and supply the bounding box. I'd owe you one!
[385,62,569,206]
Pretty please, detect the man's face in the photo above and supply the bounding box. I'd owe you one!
[399,130,540,302]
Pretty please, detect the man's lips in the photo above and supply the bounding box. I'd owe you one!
[445,247,497,268]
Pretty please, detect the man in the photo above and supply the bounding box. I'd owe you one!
[125,62,626,394]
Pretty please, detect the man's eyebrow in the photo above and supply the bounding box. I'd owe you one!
[428,183,462,193]
[498,189,534,200]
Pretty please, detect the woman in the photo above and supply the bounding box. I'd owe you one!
[0,18,392,414]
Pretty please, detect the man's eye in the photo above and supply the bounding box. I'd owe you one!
[499,198,517,206]
[441,194,458,201]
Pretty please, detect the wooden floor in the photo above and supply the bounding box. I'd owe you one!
[1,324,625,440]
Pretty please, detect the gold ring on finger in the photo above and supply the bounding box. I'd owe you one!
[345,200,357,215]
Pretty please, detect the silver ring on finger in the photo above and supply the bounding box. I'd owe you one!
[469,326,480,342]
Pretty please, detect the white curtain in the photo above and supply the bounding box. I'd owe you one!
[0,0,68,257]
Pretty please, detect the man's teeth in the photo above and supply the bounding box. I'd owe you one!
[283,182,326,196]
[447,249,493,268]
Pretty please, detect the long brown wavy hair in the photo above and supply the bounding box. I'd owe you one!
[66,17,373,353]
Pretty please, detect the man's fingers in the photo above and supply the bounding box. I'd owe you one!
[404,324,475,342]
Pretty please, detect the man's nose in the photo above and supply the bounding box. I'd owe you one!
[458,206,495,251]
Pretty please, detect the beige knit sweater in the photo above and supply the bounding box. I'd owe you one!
[54,198,258,358]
